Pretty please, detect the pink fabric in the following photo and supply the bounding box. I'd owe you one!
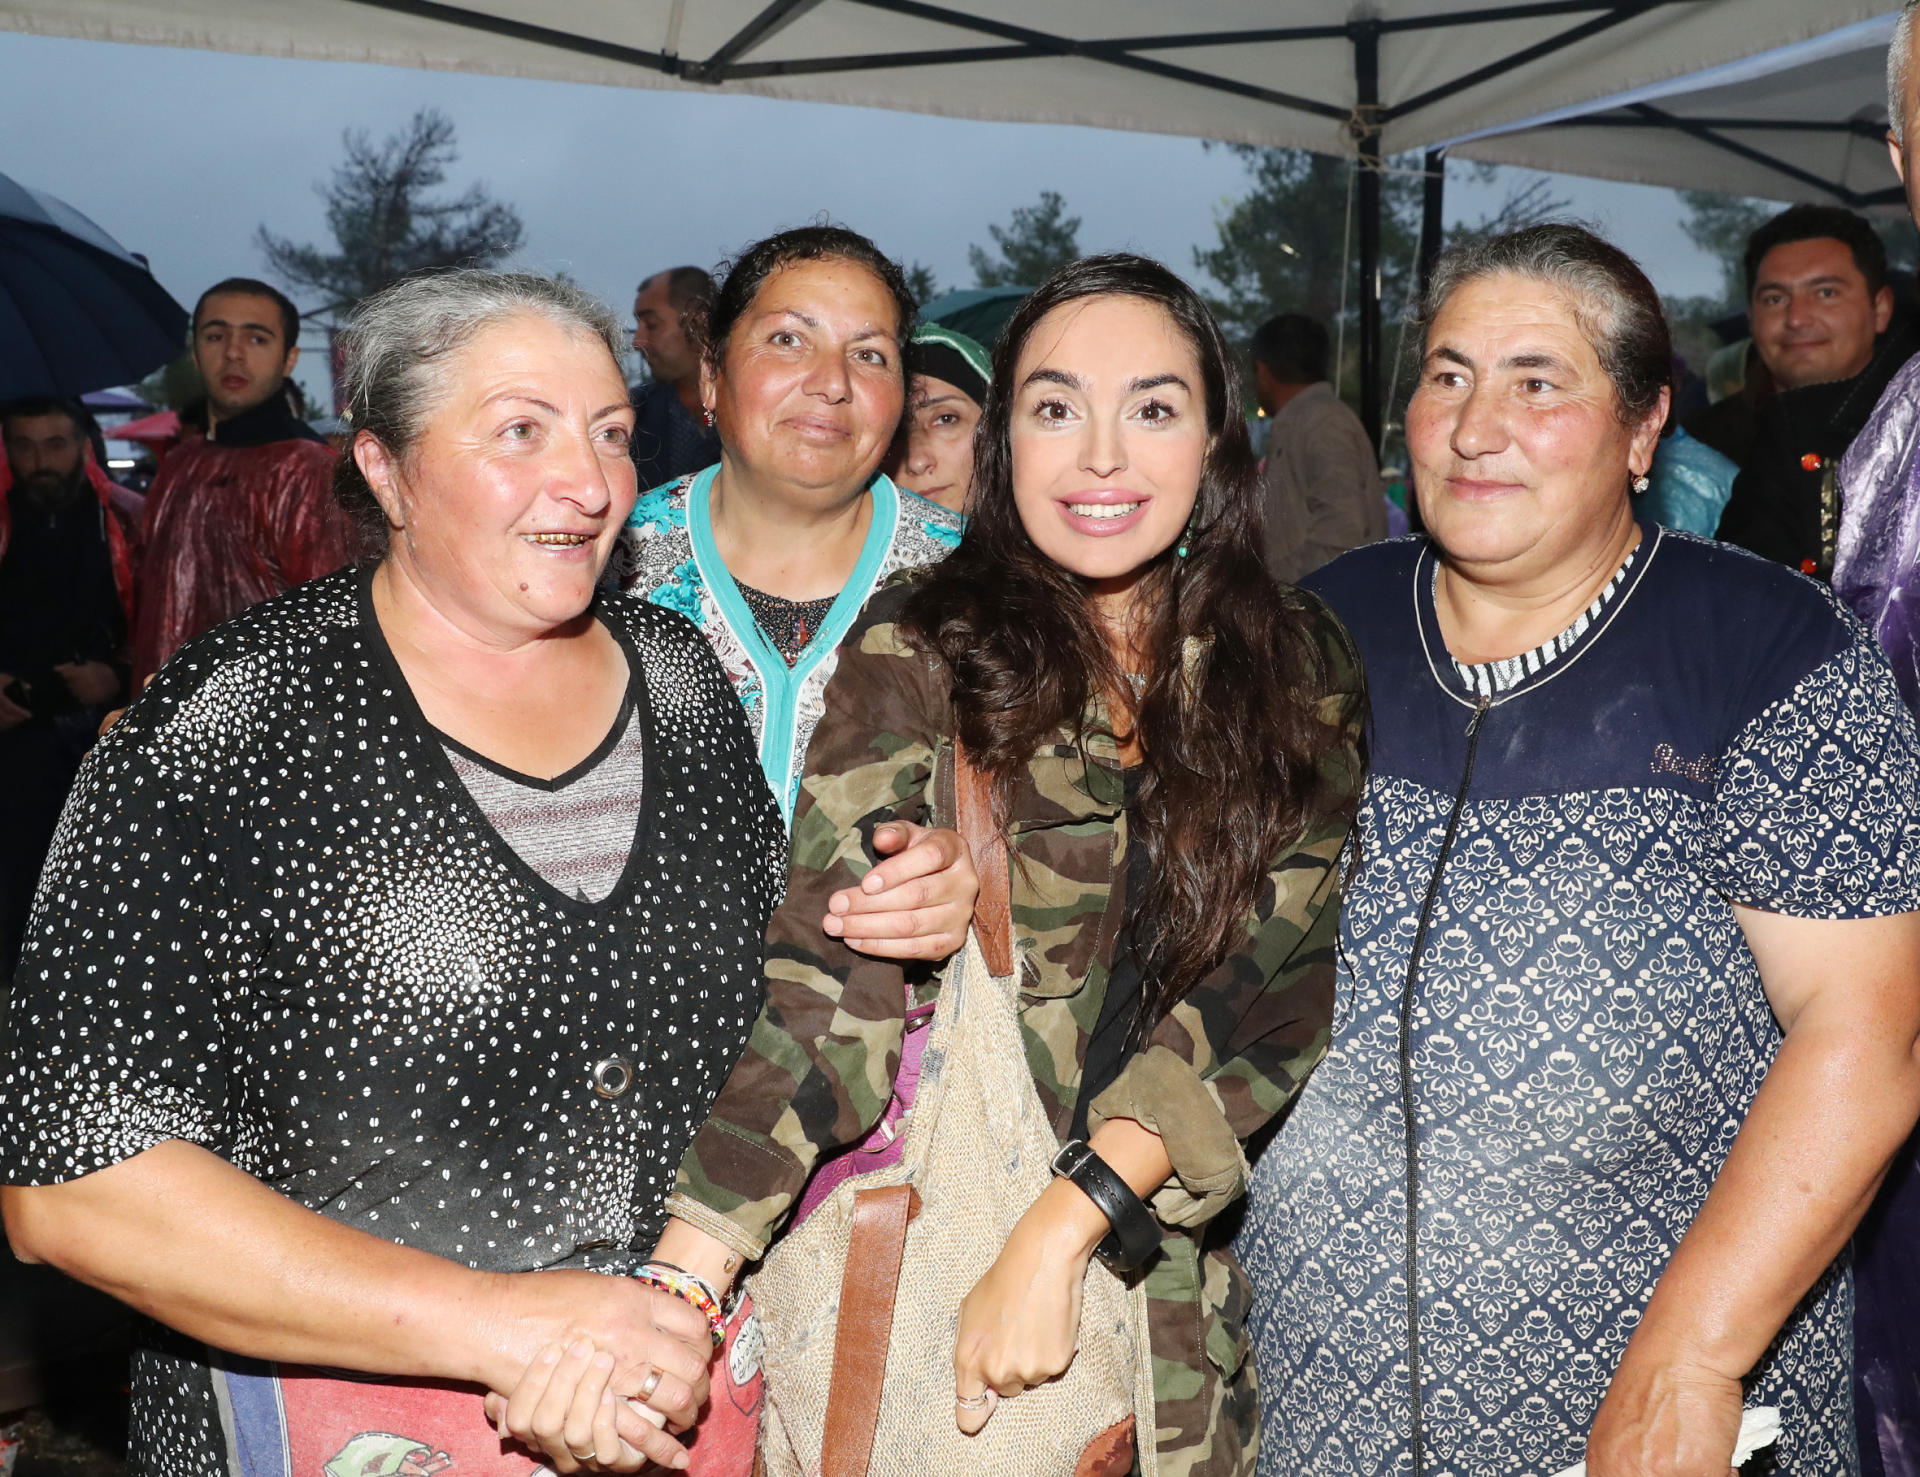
[790,998,936,1226]
[683,1293,765,1477]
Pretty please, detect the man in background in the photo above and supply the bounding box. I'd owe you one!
[1712,205,1910,577]
[132,276,352,684]
[630,265,720,489]
[0,399,136,972]
[1250,312,1386,584]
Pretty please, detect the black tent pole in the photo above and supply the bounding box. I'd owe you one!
[1418,148,1448,301]
[1353,21,1385,448]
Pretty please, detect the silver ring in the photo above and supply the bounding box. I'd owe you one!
[955,1390,990,1410]
[638,1367,664,1402]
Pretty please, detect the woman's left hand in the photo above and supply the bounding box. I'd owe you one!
[951,1180,1100,1434]
[483,1339,661,1473]
[1583,1344,1742,1477]
[824,821,977,960]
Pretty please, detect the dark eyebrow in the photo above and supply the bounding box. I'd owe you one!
[1020,367,1086,391]
[764,308,821,330]
[199,317,279,338]
[1502,351,1573,373]
[1757,273,1850,293]
[1128,373,1190,394]
[592,402,632,420]
[1427,346,1573,374]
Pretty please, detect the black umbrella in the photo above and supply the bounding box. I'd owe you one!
[0,170,188,401]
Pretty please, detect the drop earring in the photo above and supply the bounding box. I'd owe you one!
[702,407,716,428]
[1631,473,1650,495]
[1176,517,1196,558]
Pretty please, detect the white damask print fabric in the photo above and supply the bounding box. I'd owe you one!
[1240,594,1920,1476]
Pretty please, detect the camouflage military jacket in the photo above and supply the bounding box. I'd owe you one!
[668,584,1366,1473]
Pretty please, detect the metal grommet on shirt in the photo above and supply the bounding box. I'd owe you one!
[591,1056,635,1099]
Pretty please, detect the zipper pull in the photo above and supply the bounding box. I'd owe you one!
[1466,695,1491,738]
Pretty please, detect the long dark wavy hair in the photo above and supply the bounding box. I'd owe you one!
[901,253,1360,1031]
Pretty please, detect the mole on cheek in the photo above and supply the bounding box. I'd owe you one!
[519,583,529,592]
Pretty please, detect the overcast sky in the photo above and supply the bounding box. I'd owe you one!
[3,30,1739,405]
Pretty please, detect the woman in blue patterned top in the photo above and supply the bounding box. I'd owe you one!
[1236,225,1920,1477]
[607,225,965,826]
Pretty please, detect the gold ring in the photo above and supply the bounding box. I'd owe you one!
[639,1367,664,1402]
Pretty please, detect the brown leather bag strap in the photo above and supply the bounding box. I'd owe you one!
[820,1184,921,1477]
[953,739,1014,978]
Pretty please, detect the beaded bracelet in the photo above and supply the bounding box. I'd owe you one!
[634,1261,728,1348]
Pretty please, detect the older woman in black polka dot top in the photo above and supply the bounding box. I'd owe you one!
[0,270,975,1477]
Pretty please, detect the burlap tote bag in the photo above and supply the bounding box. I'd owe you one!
[747,741,1158,1477]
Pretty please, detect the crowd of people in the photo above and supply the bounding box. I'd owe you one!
[4,8,1920,1477]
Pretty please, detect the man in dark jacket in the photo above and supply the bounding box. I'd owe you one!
[131,277,353,684]
[629,265,720,490]
[0,399,136,972]
[1713,206,1910,578]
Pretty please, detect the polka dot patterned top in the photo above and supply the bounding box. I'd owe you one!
[0,565,787,1475]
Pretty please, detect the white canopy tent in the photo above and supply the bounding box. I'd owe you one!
[1450,14,1906,214]
[1,0,1898,437]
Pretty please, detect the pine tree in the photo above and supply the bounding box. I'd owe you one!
[257,109,525,323]
[968,191,1082,288]
[904,261,943,306]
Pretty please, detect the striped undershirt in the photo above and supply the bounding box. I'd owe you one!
[442,698,643,903]
[1446,543,1639,699]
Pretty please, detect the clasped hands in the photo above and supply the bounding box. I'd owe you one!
[487,1214,1095,1474]
[479,1278,712,1474]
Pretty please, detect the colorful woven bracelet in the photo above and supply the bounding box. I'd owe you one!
[634,1262,727,1347]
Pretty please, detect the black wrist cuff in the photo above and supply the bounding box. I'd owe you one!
[1051,1138,1160,1270]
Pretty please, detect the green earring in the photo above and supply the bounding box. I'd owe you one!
[1176,517,1196,559]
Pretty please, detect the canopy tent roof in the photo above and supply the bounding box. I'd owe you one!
[1451,14,1907,212]
[10,0,1897,437]
[0,0,1898,159]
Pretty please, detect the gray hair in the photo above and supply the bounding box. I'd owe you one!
[1417,222,1672,429]
[332,269,625,552]
[1891,0,1920,147]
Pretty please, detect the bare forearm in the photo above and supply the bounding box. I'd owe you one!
[2,1140,502,1385]
[1631,1017,1920,1378]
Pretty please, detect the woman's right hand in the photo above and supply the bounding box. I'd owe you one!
[475,1270,714,1469]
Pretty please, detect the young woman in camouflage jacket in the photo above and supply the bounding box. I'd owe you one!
[652,255,1370,1475]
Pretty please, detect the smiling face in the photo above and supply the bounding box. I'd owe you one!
[193,290,299,421]
[1008,294,1209,604]
[354,311,637,645]
[1749,236,1892,391]
[703,256,905,510]
[895,373,982,512]
[1408,273,1665,584]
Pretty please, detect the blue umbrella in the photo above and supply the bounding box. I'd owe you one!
[0,170,188,400]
